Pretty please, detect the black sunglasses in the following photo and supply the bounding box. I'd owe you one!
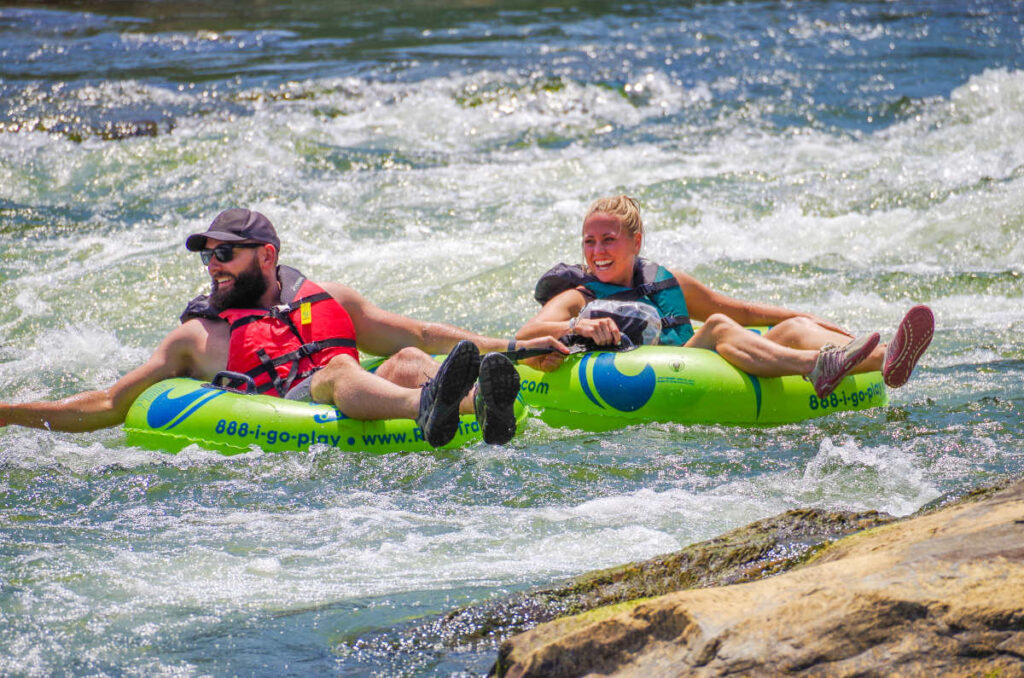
[200,242,264,265]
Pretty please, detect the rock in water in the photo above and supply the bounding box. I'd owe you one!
[494,480,1024,677]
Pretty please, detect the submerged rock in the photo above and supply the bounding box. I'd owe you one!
[2,115,168,141]
[493,478,1024,677]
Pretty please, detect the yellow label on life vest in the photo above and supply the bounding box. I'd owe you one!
[300,302,312,325]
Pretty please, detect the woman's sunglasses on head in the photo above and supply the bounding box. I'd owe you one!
[200,242,264,265]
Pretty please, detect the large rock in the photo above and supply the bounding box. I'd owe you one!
[494,480,1024,677]
[435,508,896,649]
[333,507,895,670]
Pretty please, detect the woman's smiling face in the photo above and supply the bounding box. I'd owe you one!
[582,212,642,286]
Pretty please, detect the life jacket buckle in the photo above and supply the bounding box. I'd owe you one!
[296,341,322,358]
[635,282,656,297]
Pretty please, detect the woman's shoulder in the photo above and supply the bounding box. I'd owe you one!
[534,262,591,304]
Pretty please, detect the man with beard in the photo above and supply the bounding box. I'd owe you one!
[0,209,567,447]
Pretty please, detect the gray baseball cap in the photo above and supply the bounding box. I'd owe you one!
[185,208,280,252]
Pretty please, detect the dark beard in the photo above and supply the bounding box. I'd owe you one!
[210,258,270,309]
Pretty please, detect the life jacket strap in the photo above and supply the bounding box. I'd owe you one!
[249,348,301,396]
[250,366,322,395]
[270,292,334,318]
[634,277,679,297]
[253,348,285,395]
[601,277,679,302]
[660,315,691,329]
[229,314,267,331]
[245,339,356,374]
[293,337,358,359]
[244,338,358,395]
[226,292,337,330]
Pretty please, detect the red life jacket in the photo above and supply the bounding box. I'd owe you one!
[216,267,358,397]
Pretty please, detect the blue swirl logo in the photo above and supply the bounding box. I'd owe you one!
[578,352,656,412]
[313,409,348,423]
[146,386,224,429]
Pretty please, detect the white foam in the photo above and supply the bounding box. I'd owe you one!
[2,10,1024,675]
[3,68,1021,304]
[795,437,940,516]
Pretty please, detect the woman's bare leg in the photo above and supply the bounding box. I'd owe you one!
[763,317,884,373]
[686,314,819,377]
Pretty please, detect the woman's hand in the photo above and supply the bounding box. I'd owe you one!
[572,316,622,346]
[516,336,570,354]
[511,335,571,372]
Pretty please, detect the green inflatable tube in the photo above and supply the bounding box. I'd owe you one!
[125,358,526,455]
[514,344,887,431]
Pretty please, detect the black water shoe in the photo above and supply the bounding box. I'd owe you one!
[416,341,481,447]
[474,352,520,445]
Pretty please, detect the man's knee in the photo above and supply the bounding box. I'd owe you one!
[310,354,362,402]
[321,353,362,375]
[389,346,432,367]
[376,346,436,387]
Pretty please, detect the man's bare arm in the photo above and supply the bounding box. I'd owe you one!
[321,281,567,356]
[0,319,225,432]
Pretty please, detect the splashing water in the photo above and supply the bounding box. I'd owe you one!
[1,1,1022,675]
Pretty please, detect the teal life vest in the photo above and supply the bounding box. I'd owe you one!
[534,258,694,345]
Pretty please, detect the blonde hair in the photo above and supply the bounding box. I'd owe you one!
[584,195,643,238]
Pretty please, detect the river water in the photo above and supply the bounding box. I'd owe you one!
[1,1,1022,675]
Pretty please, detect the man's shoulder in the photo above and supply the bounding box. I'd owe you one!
[315,280,362,304]
[173,315,227,341]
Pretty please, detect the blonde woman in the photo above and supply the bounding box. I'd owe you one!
[517,196,933,399]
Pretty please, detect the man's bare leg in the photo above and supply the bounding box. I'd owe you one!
[310,342,482,447]
[374,347,440,387]
[309,354,421,420]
